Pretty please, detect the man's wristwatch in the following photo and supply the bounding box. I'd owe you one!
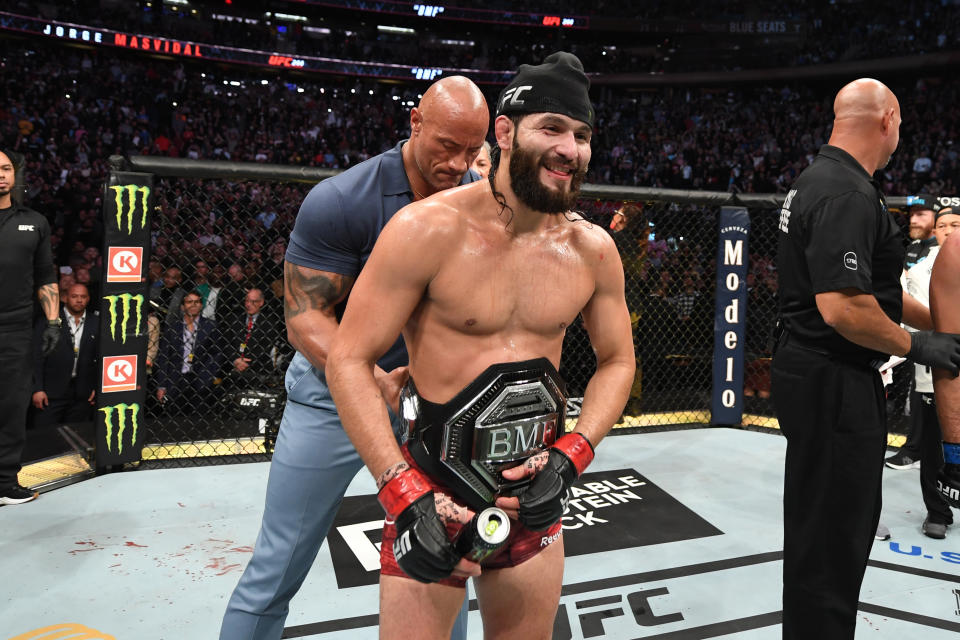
[48,318,62,327]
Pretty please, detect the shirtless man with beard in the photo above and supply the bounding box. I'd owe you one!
[931,203,960,508]
[327,52,635,639]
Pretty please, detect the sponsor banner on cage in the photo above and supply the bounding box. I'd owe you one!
[97,173,153,466]
[328,468,722,588]
[101,355,138,393]
[711,207,750,425]
[106,246,144,283]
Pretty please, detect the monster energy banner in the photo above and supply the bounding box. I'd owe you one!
[710,207,750,425]
[96,172,154,465]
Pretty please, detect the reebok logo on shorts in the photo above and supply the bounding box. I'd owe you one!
[844,252,858,270]
[540,530,562,547]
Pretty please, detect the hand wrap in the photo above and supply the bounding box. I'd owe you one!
[515,432,594,531]
[378,467,459,583]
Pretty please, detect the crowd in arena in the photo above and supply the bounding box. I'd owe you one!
[19,0,960,74]
[1,19,955,409]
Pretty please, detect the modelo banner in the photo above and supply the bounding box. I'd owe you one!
[96,173,154,466]
[711,207,749,425]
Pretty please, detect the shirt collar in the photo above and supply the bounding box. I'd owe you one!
[381,141,413,197]
[381,140,480,197]
[817,144,876,183]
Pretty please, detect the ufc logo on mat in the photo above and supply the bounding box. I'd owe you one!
[9,623,115,640]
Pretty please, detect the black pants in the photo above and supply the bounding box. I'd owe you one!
[772,341,886,640]
[898,388,922,457]
[915,392,952,524]
[32,378,96,428]
[0,324,33,490]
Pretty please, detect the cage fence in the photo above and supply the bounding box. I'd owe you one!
[114,157,913,467]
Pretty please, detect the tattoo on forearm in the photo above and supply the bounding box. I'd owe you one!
[283,262,354,320]
[377,461,410,490]
[37,284,59,320]
[434,491,470,524]
[524,450,549,474]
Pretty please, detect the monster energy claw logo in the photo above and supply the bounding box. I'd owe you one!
[99,402,140,454]
[109,184,150,234]
[104,294,144,343]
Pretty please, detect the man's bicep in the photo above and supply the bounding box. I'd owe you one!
[581,252,633,362]
[931,234,960,333]
[805,193,876,293]
[335,218,438,363]
[283,261,355,320]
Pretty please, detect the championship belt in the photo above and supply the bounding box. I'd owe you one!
[401,358,567,512]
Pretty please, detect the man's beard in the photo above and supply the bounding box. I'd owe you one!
[509,139,586,214]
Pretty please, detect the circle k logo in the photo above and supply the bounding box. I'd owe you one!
[106,246,144,283]
[101,355,138,393]
[106,359,133,383]
[111,250,139,273]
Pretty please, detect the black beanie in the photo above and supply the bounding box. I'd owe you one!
[495,51,594,127]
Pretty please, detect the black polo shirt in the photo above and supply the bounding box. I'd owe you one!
[0,203,57,328]
[776,144,904,363]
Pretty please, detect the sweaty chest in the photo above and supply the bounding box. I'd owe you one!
[427,235,595,335]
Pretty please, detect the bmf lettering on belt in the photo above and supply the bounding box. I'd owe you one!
[480,418,557,461]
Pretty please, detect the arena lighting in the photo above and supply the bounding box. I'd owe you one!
[264,0,589,29]
[212,14,259,24]
[377,25,416,35]
[272,12,309,22]
[10,12,515,84]
[303,26,331,34]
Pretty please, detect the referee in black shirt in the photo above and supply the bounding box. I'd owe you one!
[0,150,61,505]
[773,79,960,638]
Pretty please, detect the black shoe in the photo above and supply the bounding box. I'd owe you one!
[874,522,891,540]
[922,516,948,540]
[884,451,921,470]
[0,484,39,505]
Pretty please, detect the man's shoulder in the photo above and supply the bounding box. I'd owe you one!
[295,149,402,231]
[6,204,48,228]
[388,192,466,238]
[565,213,613,249]
[304,146,400,201]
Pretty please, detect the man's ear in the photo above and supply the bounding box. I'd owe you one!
[410,107,423,137]
[494,115,515,152]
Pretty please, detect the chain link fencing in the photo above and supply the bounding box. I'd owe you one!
[118,158,912,466]
[140,169,313,466]
[565,196,780,430]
